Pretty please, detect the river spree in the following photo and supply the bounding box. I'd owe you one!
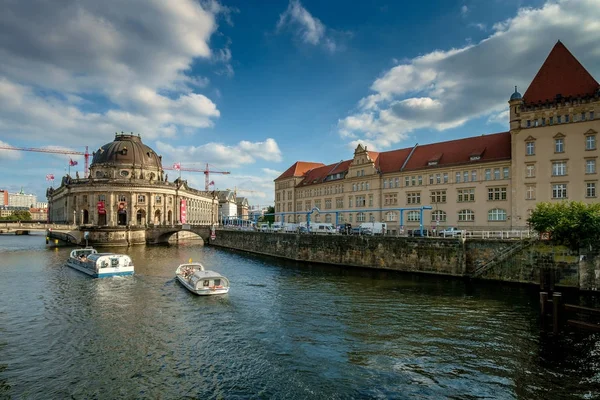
[1,234,599,399]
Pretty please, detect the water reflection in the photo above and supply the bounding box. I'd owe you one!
[0,235,599,399]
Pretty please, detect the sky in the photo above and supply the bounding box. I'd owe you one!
[1,0,600,207]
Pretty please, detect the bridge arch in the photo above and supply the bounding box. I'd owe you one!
[146,225,212,245]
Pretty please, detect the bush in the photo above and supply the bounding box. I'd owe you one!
[528,201,600,250]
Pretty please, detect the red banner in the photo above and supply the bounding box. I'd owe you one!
[180,199,187,224]
[97,201,106,215]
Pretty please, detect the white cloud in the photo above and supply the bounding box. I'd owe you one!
[276,0,338,52]
[154,138,283,169]
[338,0,600,149]
[0,0,232,145]
[461,5,469,16]
[0,141,22,160]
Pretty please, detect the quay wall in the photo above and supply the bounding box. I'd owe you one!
[210,231,600,290]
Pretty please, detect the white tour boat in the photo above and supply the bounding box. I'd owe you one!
[67,248,134,278]
[175,262,230,295]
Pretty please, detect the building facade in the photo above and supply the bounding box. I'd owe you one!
[47,134,218,226]
[8,189,37,208]
[275,41,599,233]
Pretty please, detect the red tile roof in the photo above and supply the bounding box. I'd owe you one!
[523,41,599,104]
[402,132,511,171]
[275,161,324,181]
[376,147,413,173]
[298,161,350,187]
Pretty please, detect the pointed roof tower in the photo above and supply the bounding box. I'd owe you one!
[523,40,599,104]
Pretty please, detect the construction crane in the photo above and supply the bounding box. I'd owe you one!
[233,187,262,197]
[0,145,90,176]
[163,162,230,191]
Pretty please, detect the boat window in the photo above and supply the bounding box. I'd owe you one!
[111,258,118,267]
[214,279,221,286]
[203,280,209,287]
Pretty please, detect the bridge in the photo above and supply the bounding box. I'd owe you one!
[0,222,75,235]
[45,223,213,246]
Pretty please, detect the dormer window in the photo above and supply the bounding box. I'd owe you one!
[427,161,438,166]
[470,155,481,161]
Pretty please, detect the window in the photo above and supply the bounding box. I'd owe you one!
[587,183,597,198]
[552,161,567,176]
[549,116,554,125]
[526,186,535,200]
[565,114,570,122]
[430,190,446,203]
[471,170,477,181]
[335,198,343,208]
[355,196,366,207]
[118,195,127,202]
[456,172,461,183]
[488,187,507,201]
[436,174,441,184]
[557,115,562,123]
[503,167,510,179]
[526,164,535,178]
[386,212,397,222]
[406,192,421,204]
[431,210,447,223]
[314,200,321,209]
[463,171,469,182]
[526,142,535,156]
[418,176,423,185]
[458,209,475,222]
[137,195,146,203]
[155,195,162,204]
[395,178,400,188]
[411,176,416,186]
[405,177,410,187]
[305,200,312,211]
[98,194,106,202]
[429,175,434,185]
[586,159,597,174]
[552,184,567,199]
[297,201,302,211]
[325,199,332,209]
[366,183,370,191]
[457,188,475,202]
[586,135,597,150]
[407,211,420,222]
[352,184,356,192]
[488,208,507,221]
[494,168,501,180]
[443,173,448,183]
[368,194,373,207]
[555,138,564,153]
[591,111,595,120]
[527,120,531,127]
[384,193,398,205]
[357,212,366,222]
[582,112,586,121]
[383,179,388,189]
[485,169,491,180]
[325,214,332,223]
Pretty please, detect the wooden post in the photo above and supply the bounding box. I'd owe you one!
[540,292,548,330]
[553,292,562,335]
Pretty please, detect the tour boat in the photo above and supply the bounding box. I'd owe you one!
[67,248,134,278]
[175,262,230,295]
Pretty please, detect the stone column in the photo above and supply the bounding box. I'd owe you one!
[109,192,115,226]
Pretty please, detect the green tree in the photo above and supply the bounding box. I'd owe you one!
[262,206,275,225]
[528,201,600,250]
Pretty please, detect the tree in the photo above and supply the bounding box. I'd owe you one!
[262,206,275,224]
[528,201,600,250]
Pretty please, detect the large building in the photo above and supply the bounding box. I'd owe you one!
[7,188,37,208]
[47,133,218,226]
[275,41,599,233]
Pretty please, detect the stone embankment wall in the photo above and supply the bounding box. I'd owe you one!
[210,231,600,290]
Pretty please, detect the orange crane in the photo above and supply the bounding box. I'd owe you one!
[0,145,90,176]
[163,162,230,191]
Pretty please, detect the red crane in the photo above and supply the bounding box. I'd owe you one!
[163,163,230,191]
[0,145,90,176]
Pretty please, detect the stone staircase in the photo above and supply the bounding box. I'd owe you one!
[470,239,534,278]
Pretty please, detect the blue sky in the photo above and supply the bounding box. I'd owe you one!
[0,0,598,206]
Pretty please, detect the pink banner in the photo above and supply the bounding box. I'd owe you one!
[180,199,187,224]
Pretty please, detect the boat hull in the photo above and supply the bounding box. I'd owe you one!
[176,275,229,295]
[66,259,134,278]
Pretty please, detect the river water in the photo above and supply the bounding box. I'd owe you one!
[1,234,599,399]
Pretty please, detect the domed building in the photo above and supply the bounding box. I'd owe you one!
[47,133,218,242]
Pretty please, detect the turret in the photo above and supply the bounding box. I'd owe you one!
[508,86,523,131]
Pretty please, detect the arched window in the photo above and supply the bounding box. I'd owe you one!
[407,210,420,222]
[357,212,366,222]
[431,210,447,222]
[488,208,507,221]
[458,209,475,222]
[325,214,332,223]
[385,211,396,222]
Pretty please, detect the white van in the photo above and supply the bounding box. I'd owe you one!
[311,223,335,234]
[259,223,270,232]
[283,223,298,233]
[359,222,387,235]
[271,222,283,232]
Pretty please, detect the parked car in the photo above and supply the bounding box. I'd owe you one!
[297,226,308,234]
[407,229,433,237]
[438,227,465,237]
[337,223,352,235]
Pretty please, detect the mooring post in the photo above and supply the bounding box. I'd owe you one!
[552,292,562,335]
[540,292,548,330]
